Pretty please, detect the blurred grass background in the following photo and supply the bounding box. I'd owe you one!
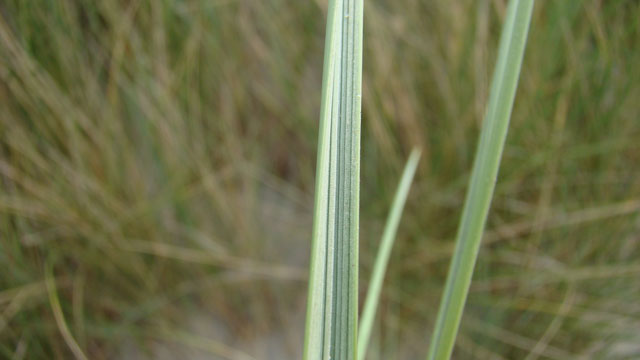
[1,0,640,359]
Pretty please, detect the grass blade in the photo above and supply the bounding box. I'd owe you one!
[46,261,88,360]
[426,1,535,359]
[303,0,364,359]
[357,149,421,360]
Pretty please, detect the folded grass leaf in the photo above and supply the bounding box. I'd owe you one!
[303,0,364,359]
[426,1,535,359]
[358,149,421,360]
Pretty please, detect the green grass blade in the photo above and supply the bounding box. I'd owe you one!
[426,1,535,359]
[303,0,364,359]
[357,149,421,360]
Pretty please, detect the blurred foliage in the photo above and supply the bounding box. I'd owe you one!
[1,0,640,358]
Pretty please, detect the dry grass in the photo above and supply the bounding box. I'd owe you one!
[1,0,640,358]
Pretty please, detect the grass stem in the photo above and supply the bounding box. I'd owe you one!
[426,1,535,359]
[358,149,421,360]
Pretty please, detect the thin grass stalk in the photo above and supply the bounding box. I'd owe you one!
[426,1,535,359]
[303,0,364,359]
[45,260,88,360]
[357,149,421,360]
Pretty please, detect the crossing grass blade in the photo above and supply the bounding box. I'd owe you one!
[302,0,364,359]
[357,149,421,360]
[426,1,535,359]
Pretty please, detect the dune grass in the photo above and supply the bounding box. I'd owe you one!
[303,0,363,359]
[358,149,421,360]
[1,0,640,359]
[426,1,534,359]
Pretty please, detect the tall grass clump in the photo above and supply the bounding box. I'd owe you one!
[303,0,364,359]
[426,1,535,359]
[2,0,640,358]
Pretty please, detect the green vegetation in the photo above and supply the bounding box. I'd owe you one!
[303,0,363,359]
[1,1,640,359]
[427,1,534,359]
[358,149,420,360]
